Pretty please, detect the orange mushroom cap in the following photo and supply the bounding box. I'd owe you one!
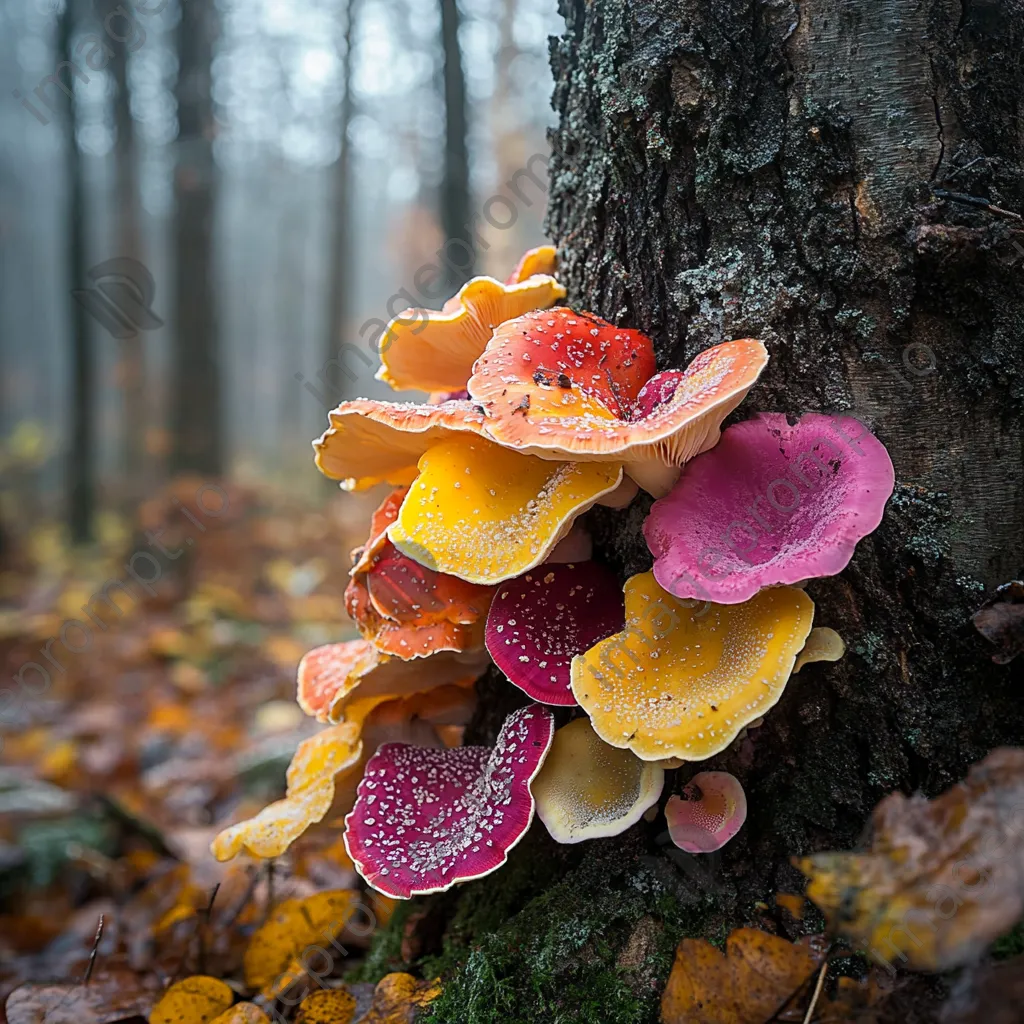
[570,571,814,761]
[505,244,558,284]
[346,487,495,659]
[376,269,566,393]
[314,399,486,491]
[468,309,769,496]
[793,626,846,673]
[296,639,486,725]
[532,716,664,844]
[387,434,623,585]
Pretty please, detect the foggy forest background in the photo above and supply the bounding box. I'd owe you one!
[0,0,558,543]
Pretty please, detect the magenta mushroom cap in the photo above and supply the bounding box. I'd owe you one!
[665,771,747,854]
[644,412,895,604]
[485,562,626,705]
[343,704,555,899]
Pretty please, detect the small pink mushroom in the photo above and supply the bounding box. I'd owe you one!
[665,771,747,853]
[485,562,625,705]
[644,412,895,604]
[343,704,554,898]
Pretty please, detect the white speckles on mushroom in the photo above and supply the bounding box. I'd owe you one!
[343,705,555,899]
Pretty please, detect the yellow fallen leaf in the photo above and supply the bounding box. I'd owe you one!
[797,747,1024,972]
[244,890,362,993]
[362,974,441,1024]
[294,988,357,1024]
[660,929,823,1024]
[149,976,234,1024]
[209,1004,270,1024]
[211,723,363,861]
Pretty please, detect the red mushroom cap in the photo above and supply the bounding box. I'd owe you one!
[665,771,747,853]
[343,704,555,898]
[485,562,625,705]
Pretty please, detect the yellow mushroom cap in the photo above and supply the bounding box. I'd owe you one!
[793,626,846,673]
[388,434,623,586]
[532,717,665,844]
[570,572,815,761]
[210,721,363,861]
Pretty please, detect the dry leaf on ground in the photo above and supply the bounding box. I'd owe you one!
[797,747,1024,972]
[148,976,234,1024]
[359,974,441,1024]
[209,1004,270,1024]
[294,988,357,1024]
[243,891,362,993]
[660,928,824,1023]
[6,972,157,1024]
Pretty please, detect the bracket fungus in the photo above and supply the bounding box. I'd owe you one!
[793,626,846,673]
[665,771,747,853]
[344,703,555,898]
[485,560,624,704]
[644,412,895,604]
[375,247,565,393]
[296,639,486,725]
[387,435,623,585]
[346,487,495,658]
[211,721,363,861]
[532,716,664,843]
[570,571,815,761]
[466,309,768,496]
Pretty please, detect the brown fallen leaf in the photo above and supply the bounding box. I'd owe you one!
[797,747,1024,973]
[293,988,357,1024]
[360,974,441,1024]
[6,972,157,1024]
[659,928,825,1023]
[243,891,361,993]
[973,581,1024,663]
[148,976,234,1024]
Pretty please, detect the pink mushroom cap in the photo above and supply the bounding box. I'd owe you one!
[665,771,747,853]
[644,412,895,604]
[343,703,554,898]
[485,562,625,705]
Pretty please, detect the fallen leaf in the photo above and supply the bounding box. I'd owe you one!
[148,977,234,1024]
[294,988,357,1024]
[660,928,823,1024]
[243,890,362,993]
[798,747,1024,972]
[973,581,1024,663]
[209,1004,270,1024]
[6,972,157,1024]
[360,974,441,1024]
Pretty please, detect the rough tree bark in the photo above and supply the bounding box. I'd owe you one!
[361,2,1024,1020]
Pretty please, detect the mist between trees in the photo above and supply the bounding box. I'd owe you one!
[297,151,552,410]
[0,483,229,753]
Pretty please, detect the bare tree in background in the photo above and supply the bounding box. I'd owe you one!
[438,0,472,287]
[171,0,223,476]
[104,0,146,500]
[62,0,94,544]
[322,0,359,398]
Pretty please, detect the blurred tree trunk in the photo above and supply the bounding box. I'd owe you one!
[323,0,358,400]
[170,0,222,477]
[62,0,94,544]
[105,0,147,501]
[379,1,1024,1019]
[438,0,472,287]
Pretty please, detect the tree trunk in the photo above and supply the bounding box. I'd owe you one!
[360,2,1024,1020]
[170,0,222,477]
[105,0,147,502]
[438,0,473,287]
[323,0,358,394]
[63,0,94,545]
